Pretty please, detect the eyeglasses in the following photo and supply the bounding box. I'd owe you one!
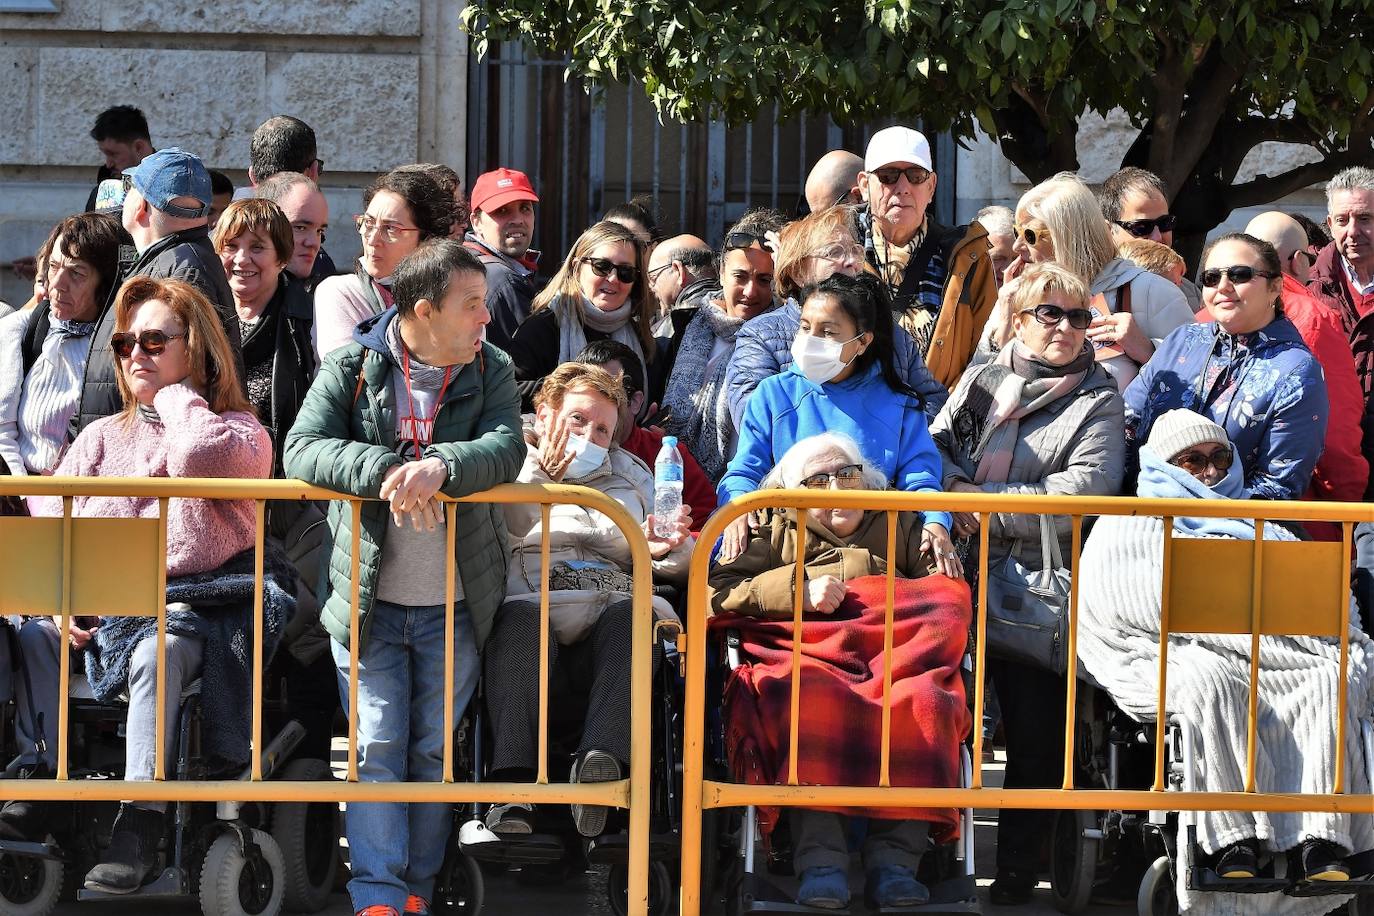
[313,158,325,175]
[799,464,866,490]
[355,215,421,243]
[1199,265,1279,288]
[1014,224,1050,246]
[1113,214,1178,237]
[291,223,327,244]
[111,328,187,358]
[725,231,774,253]
[1020,303,1094,330]
[871,166,932,186]
[580,257,638,284]
[811,243,863,263]
[646,262,675,283]
[1170,446,1234,475]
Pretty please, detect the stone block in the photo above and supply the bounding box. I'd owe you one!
[0,48,39,163]
[35,48,266,168]
[102,0,420,37]
[269,53,419,173]
[0,0,104,33]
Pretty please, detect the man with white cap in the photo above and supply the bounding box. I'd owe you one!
[859,126,996,388]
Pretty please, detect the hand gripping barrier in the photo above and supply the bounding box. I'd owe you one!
[0,476,658,916]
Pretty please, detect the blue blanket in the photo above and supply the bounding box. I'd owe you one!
[1136,444,1295,542]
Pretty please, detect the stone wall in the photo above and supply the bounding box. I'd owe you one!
[0,0,468,307]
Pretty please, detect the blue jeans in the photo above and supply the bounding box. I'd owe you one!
[332,600,480,912]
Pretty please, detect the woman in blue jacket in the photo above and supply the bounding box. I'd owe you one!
[1124,233,1328,501]
[718,273,959,575]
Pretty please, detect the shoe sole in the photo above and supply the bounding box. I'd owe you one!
[1220,870,1258,879]
[488,821,533,836]
[571,751,620,838]
[83,879,139,895]
[1306,870,1350,881]
[797,898,846,910]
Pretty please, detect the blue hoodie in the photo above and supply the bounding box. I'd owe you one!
[1123,317,1328,501]
[718,361,951,531]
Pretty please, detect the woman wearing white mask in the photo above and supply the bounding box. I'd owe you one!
[718,273,958,575]
[483,362,692,839]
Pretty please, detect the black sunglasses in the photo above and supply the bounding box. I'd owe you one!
[580,257,637,284]
[1113,214,1178,237]
[1170,446,1234,474]
[111,328,187,358]
[799,464,865,490]
[1021,303,1094,330]
[1199,265,1279,288]
[725,231,774,253]
[872,166,932,186]
[1013,223,1049,246]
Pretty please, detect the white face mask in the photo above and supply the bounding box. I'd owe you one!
[564,433,608,479]
[791,332,862,385]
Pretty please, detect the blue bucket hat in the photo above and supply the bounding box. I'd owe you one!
[124,147,212,219]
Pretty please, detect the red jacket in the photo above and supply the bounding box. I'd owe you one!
[621,423,717,532]
[1307,244,1374,501]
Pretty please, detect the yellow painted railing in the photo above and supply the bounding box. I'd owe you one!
[678,490,1374,915]
[0,476,656,916]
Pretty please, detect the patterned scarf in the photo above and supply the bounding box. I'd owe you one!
[551,294,648,388]
[861,210,945,355]
[662,304,745,481]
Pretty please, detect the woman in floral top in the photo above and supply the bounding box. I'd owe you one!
[1124,233,1328,500]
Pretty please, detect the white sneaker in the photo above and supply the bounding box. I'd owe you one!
[569,750,620,838]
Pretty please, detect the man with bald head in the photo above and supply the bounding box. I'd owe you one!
[1243,210,1368,521]
[804,150,863,213]
[647,233,718,332]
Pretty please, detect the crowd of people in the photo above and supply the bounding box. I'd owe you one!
[0,105,1372,916]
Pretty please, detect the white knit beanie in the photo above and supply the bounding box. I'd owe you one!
[1147,409,1230,460]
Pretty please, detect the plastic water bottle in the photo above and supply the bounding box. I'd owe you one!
[653,436,684,538]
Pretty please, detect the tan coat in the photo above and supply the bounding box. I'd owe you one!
[708,510,933,619]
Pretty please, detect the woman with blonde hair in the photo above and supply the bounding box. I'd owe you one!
[507,220,658,410]
[983,172,1193,390]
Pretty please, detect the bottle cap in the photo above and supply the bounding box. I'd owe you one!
[662,436,678,447]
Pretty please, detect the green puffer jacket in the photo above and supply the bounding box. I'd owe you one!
[283,308,525,651]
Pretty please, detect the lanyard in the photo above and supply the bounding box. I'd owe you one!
[399,346,453,459]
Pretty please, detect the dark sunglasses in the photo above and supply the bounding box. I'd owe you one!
[1113,214,1178,237]
[580,257,638,284]
[799,464,865,490]
[111,329,187,358]
[1021,303,1093,330]
[1013,224,1050,246]
[1199,265,1279,288]
[872,166,932,186]
[1170,447,1234,474]
[725,231,774,253]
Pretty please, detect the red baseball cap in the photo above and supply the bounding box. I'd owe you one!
[470,168,539,215]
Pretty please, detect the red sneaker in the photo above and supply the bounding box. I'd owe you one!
[355,907,400,916]
[404,895,431,914]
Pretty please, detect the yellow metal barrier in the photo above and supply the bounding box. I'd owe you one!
[0,476,657,916]
[679,490,1374,915]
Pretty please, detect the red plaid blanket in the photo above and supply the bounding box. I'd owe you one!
[714,574,972,841]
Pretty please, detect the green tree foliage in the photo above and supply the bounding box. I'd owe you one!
[462,0,1374,253]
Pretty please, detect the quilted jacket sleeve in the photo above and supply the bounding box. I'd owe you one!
[425,349,526,498]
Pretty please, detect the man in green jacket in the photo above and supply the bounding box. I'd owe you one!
[284,238,524,916]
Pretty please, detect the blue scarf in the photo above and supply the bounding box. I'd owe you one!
[1136,445,1293,542]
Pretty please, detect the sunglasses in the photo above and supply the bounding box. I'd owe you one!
[1170,446,1234,475]
[111,328,187,359]
[580,256,638,284]
[1113,214,1178,237]
[799,464,865,490]
[725,231,774,253]
[1199,265,1279,288]
[872,166,932,186]
[1021,303,1093,330]
[1013,224,1050,246]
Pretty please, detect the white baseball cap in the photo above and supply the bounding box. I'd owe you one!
[864,126,933,172]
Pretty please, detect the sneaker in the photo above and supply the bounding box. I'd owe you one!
[796,865,849,909]
[569,749,620,838]
[485,802,535,836]
[1215,839,1259,879]
[1300,837,1350,882]
[403,895,430,914]
[355,907,400,916]
[865,864,930,908]
[989,869,1035,905]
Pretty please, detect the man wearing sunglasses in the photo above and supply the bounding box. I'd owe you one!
[1099,167,1202,313]
[856,126,996,388]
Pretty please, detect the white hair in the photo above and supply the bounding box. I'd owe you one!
[976,205,1015,239]
[760,433,889,490]
[1327,166,1374,209]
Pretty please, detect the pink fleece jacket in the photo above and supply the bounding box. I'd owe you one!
[30,384,273,577]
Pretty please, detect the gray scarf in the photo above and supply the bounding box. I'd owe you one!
[662,304,745,482]
[552,293,648,385]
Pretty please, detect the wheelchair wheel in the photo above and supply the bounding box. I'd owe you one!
[269,758,340,913]
[1136,855,1178,916]
[606,861,673,916]
[1050,809,1099,914]
[433,847,483,913]
[199,828,285,916]
[0,852,63,916]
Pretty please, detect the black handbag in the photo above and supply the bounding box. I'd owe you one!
[984,514,1072,673]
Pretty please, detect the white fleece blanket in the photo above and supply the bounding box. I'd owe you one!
[1077,512,1374,916]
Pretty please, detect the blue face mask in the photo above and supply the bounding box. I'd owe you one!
[564,433,608,479]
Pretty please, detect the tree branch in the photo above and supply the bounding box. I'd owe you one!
[1225,141,1374,210]
[1157,47,1242,194]
[1145,40,1185,180]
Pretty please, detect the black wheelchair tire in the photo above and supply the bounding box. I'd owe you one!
[1050,808,1099,914]
[268,757,340,913]
[0,852,63,916]
[432,847,484,913]
[606,861,673,916]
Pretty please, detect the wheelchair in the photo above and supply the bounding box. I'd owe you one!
[0,613,342,916]
[706,628,981,915]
